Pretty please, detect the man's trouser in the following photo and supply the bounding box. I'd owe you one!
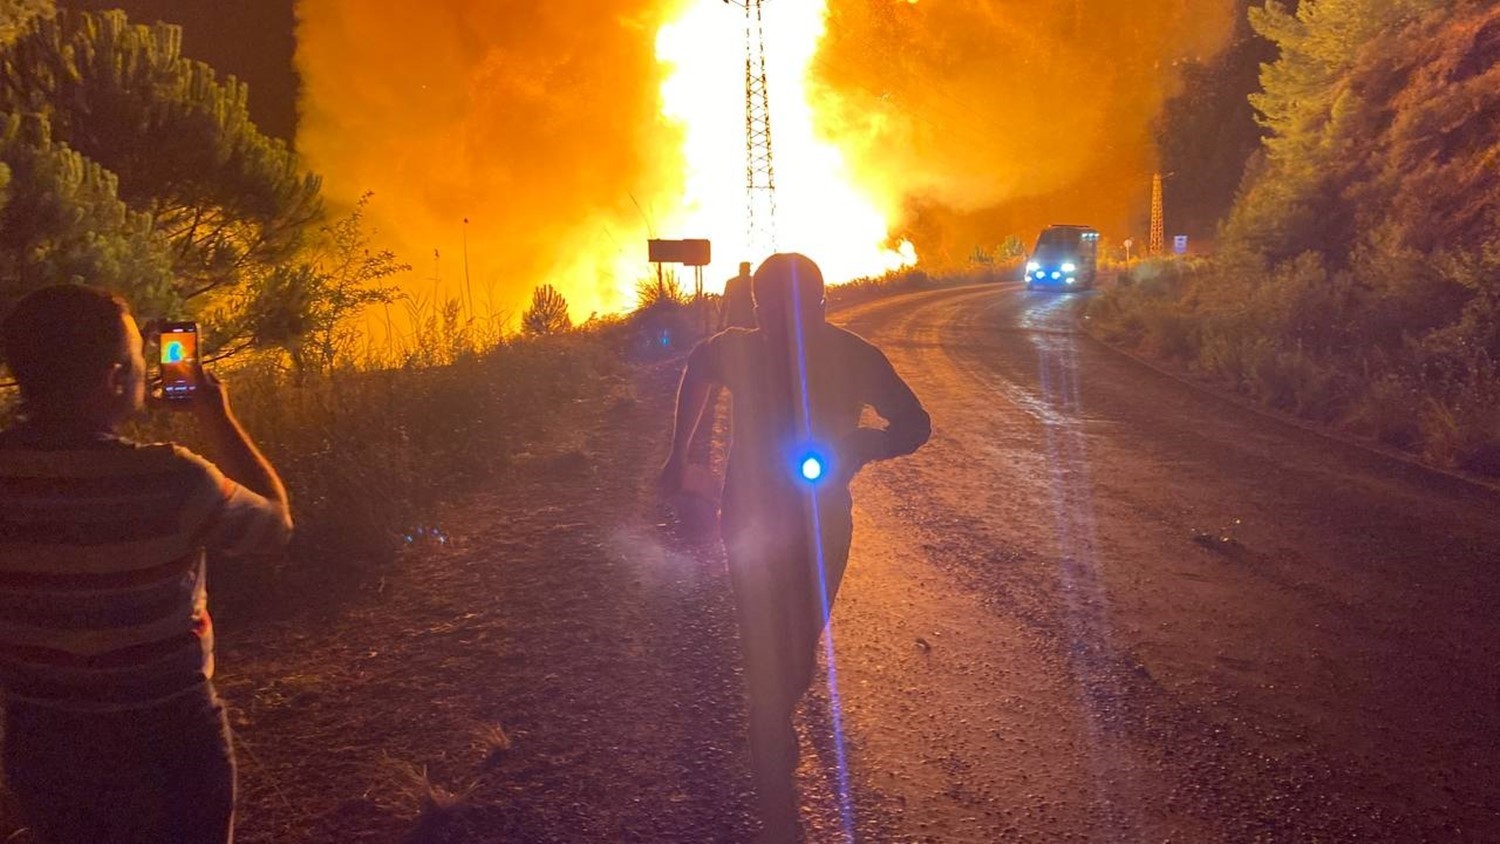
[723,497,854,827]
[2,682,236,844]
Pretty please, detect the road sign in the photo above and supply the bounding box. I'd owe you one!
[1173,235,1189,255]
[648,239,712,267]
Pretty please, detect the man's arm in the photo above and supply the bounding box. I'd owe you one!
[838,343,931,476]
[193,370,291,525]
[657,343,717,495]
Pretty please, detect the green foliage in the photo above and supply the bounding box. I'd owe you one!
[0,113,175,316]
[1094,1,1500,472]
[0,9,323,341]
[1230,0,1482,261]
[1154,1,1272,241]
[971,236,1027,266]
[521,284,573,336]
[234,193,406,374]
[0,7,409,372]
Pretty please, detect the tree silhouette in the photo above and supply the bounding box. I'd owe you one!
[521,284,572,336]
[635,270,686,310]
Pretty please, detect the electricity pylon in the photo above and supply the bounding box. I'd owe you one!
[743,0,777,260]
[1149,172,1165,257]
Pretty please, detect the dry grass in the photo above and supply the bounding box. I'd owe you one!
[474,722,513,768]
[1087,253,1500,476]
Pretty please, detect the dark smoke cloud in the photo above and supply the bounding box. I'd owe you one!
[813,0,1236,262]
[295,1,685,320]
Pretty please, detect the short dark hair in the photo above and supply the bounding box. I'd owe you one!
[1,285,132,405]
[752,253,825,312]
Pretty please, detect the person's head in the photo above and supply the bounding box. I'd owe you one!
[1,285,146,428]
[738,261,752,278]
[752,253,825,336]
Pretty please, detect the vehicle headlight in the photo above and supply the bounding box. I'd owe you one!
[1035,271,1046,279]
[1062,262,1077,273]
[1066,277,1076,285]
[1026,261,1040,272]
[1051,271,1062,280]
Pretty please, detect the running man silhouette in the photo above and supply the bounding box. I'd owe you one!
[659,253,930,841]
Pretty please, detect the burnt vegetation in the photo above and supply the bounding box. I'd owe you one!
[1094,0,1500,474]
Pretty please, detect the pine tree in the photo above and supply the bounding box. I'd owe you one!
[521,284,573,336]
[0,0,50,46]
[0,9,322,316]
[0,112,175,316]
[1225,0,1456,261]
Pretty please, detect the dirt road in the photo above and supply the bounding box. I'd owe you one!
[100,283,1498,843]
[826,283,1500,842]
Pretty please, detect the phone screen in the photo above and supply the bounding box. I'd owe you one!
[159,323,198,400]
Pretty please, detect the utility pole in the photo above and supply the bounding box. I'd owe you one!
[461,217,474,321]
[1149,172,1165,257]
[743,0,777,260]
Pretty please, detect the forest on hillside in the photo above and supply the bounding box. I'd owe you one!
[1097,0,1500,474]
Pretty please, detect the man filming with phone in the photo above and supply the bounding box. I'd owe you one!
[0,285,292,843]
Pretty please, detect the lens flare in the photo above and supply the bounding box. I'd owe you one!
[656,1,915,290]
[801,456,825,482]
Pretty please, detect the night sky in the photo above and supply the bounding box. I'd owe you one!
[66,0,299,141]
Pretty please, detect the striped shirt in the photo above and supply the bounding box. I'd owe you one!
[0,426,290,711]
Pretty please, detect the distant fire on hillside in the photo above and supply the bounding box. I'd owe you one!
[294,0,1233,324]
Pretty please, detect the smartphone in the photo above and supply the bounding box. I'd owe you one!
[158,322,199,402]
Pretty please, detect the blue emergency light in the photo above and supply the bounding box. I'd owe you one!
[794,445,830,484]
[800,456,825,482]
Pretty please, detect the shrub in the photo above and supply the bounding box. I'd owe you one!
[521,284,572,336]
[635,271,687,310]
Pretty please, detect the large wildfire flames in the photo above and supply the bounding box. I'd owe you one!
[294,0,1233,325]
[656,1,915,285]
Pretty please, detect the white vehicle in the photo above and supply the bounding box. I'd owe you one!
[1024,225,1100,291]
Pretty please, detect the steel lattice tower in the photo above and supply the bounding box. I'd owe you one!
[1149,172,1165,257]
[744,0,777,259]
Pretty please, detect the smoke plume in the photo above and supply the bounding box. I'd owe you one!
[294,0,1236,321]
[295,1,684,323]
[813,0,1237,262]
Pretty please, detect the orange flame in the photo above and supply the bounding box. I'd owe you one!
[294,0,1234,324]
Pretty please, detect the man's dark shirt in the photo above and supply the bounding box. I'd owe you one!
[689,324,930,521]
[721,274,756,330]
